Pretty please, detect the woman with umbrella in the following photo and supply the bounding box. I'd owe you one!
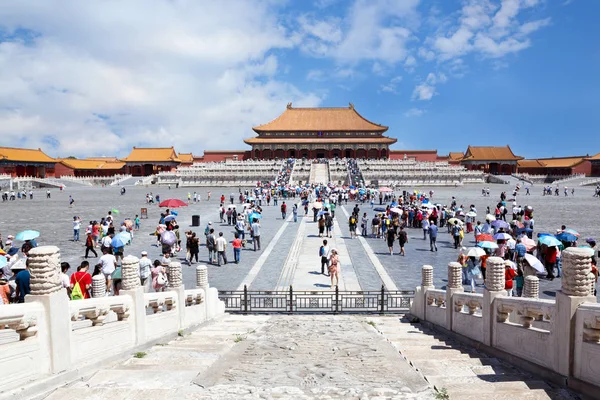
[465,250,483,293]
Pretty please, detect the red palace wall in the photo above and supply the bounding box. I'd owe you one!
[54,163,75,178]
[389,150,439,162]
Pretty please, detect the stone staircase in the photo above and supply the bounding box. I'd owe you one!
[35,314,580,400]
[369,316,578,400]
[309,163,329,185]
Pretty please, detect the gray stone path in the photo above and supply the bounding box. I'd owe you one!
[41,314,435,399]
[1,184,599,300]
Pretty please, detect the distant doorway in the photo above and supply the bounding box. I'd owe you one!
[289,150,296,158]
[345,149,352,158]
[316,152,326,158]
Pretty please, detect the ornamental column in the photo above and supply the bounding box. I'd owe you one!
[446,262,464,330]
[120,255,146,345]
[555,247,597,376]
[482,256,505,346]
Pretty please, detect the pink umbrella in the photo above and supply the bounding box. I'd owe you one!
[521,237,536,251]
[379,187,393,192]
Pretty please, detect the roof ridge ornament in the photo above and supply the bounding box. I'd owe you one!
[287,102,292,109]
[349,102,354,109]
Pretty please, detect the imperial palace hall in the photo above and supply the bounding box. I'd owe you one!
[244,103,396,160]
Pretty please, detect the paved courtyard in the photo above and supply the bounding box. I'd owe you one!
[1,183,599,300]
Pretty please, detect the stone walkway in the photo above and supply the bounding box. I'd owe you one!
[38,314,579,400]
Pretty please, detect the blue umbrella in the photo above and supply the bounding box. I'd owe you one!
[373,207,386,212]
[477,241,498,249]
[0,256,6,268]
[564,228,580,237]
[556,232,578,243]
[249,213,262,221]
[538,235,563,248]
[15,230,40,241]
[117,232,131,244]
[111,236,126,248]
[164,215,176,222]
[171,210,178,216]
[537,232,551,237]
[517,227,533,234]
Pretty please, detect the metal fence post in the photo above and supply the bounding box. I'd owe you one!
[289,285,293,313]
[335,285,339,314]
[380,285,385,314]
[243,285,248,314]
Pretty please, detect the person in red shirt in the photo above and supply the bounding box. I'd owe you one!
[504,261,517,296]
[70,261,92,299]
[545,246,558,280]
[232,233,242,264]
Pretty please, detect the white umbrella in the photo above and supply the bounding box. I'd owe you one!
[466,211,477,217]
[485,214,496,221]
[493,232,512,240]
[466,247,486,257]
[523,254,545,273]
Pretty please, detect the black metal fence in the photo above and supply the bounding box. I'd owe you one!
[218,285,414,314]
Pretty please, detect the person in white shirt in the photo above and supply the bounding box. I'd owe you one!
[101,234,113,252]
[138,251,152,292]
[251,219,261,251]
[73,216,82,242]
[99,249,117,294]
[60,262,71,298]
[216,232,228,266]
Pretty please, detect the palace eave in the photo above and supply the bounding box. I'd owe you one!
[243,137,397,145]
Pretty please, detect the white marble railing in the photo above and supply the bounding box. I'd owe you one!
[412,251,600,394]
[0,261,225,395]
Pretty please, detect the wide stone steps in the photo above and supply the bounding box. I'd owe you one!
[368,316,577,400]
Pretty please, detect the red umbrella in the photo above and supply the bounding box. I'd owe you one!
[476,233,494,242]
[159,199,188,208]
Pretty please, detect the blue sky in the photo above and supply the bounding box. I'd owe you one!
[0,0,597,158]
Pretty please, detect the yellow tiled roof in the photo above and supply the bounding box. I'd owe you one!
[177,153,194,163]
[462,146,523,161]
[244,137,396,145]
[59,159,125,170]
[448,152,464,161]
[122,147,181,163]
[0,147,55,163]
[519,157,587,169]
[253,103,388,133]
[585,153,600,161]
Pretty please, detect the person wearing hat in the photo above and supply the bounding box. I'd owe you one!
[4,235,13,250]
[13,258,30,303]
[2,247,20,280]
[85,230,98,259]
[139,251,152,292]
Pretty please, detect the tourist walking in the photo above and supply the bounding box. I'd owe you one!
[319,239,330,275]
[325,213,333,238]
[348,213,357,238]
[292,204,298,222]
[329,248,339,288]
[70,261,92,299]
[188,233,200,264]
[139,251,152,292]
[151,259,167,292]
[251,219,261,251]
[232,233,242,264]
[84,231,98,258]
[318,215,325,237]
[99,248,116,295]
[429,222,438,252]
[422,218,430,240]
[451,221,462,249]
[60,262,71,298]
[206,229,217,264]
[13,260,30,303]
[281,202,287,219]
[386,226,396,255]
[216,232,228,266]
[465,257,480,293]
[73,216,81,242]
[398,226,407,256]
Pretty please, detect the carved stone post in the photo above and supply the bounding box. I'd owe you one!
[523,275,539,298]
[196,264,208,289]
[28,246,62,295]
[121,255,140,291]
[412,265,434,320]
[92,274,106,298]
[169,261,186,329]
[556,247,597,376]
[446,262,464,331]
[483,256,505,346]
[25,246,71,373]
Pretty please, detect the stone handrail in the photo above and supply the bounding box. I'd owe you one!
[453,292,483,315]
[0,303,42,341]
[144,291,178,313]
[184,289,205,307]
[426,289,447,308]
[495,296,555,329]
[69,296,132,326]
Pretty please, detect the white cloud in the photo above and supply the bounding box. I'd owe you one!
[427,0,550,63]
[518,18,551,36]
[412,83,436,101]
[306,69,326,81]
[404,108,425,117]
[0,0,321,157]
[380,75,403,93]
[418,47,436,61]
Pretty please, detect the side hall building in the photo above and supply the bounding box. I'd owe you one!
[0,147,56,178]
[244,103,396,159]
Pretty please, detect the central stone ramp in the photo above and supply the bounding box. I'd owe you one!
[309,163,329,184]
[42,315,433,400]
